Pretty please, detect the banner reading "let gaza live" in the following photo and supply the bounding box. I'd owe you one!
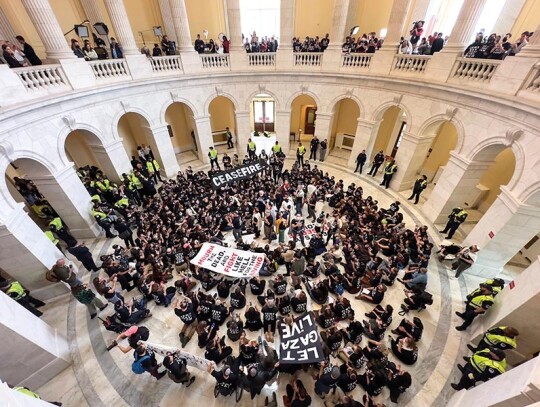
[210,159,269,189]
[190,243,265,278]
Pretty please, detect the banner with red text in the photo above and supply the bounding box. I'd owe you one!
[190,243,264,278]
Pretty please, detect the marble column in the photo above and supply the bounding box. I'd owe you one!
[225,0,243,52]
[0,290,70,390]
[313,113,333,143]
[193,115,213,164]
[327,0,350,51]
[279,0,295,50]
[31,165,100,238]
[103,0,139,55]
[275,110,291,154]
[79,0,109,45]
[150,125,181,177]
[169,0,194,52]
[422,152,491,224]
[463,188,540,277]
[491,0,527,36]
[345,0,359,37]
[347,118,379,170]
[158,0,178,44]
[443,0,488,53]
[0,6,18,46]
[517,22,540,58]
[88,140,134,183]
[402,0,430,37]
[391,132,434,191]
[0,206,67,300]
[21,0,76,61]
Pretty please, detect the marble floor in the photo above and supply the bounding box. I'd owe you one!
[35,155,491,407]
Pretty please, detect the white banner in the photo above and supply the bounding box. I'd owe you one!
[190,243,265,278]
[143,341,212,371]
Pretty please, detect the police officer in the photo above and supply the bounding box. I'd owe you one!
[95,175,115,203]
[0,280,45,317]
[440,207,468,239]
[91,203,117,238]
[309,136,319,160]
[67,242,100,272]
[146,157,163,183]
[296,142,306,167]
[48,216,78,248]
[380,159,398,189]
[468,326,519,353]
[467,278,505,300]
[226,127,234,149]
[456,285,494,331]
[45,228,64,254]
[408,175,428,204]
[247,138,257,160]
[208,147,221,170]
[355,149,367,173]
[272,141,282,155]
[451,347,506,390]
[368,150,386,176]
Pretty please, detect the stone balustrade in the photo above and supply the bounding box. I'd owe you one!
[1,49,538,110]
[88,59,131,82]
[450,57,501,83]
[200,54,230,70]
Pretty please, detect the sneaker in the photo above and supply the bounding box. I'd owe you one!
[455,326,466,331]
[450,383,461,391]
[467,344,476,352]
[90,313,97,319]
[186,376,196,387]
[99,304,109,312]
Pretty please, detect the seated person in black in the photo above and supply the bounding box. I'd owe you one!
[216,278,234,298]
[322,326,343,354]
[304,257,321,278]
[249,276,266,296]
[230,285,247,309]
[365,304,393,328]
[391,317,424,341]
[205,335,233,364]
[305,279,329,304]
[390,336,418,365]
[226,314,244,342]
[163,353,196,386]
[285,380,312,407]
[195,294,213,322]
[196,321,217,349]
[271,274,287,296]
[210,300,230,327]
[355,284,386,304]
[239,337,259,365]
[208,363,239,397]
[336,364,357,393]
[357,368,387,396]
[291,290,308,313]
[338,344,366,370]
[386,361,412,403]
[115,297,150,324]
[363,317,386,341]
[341,319,363,345]
[316,305,335,329]
[277,294,292,315]
[244,305,263,331]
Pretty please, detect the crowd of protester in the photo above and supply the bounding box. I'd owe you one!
[44,140,445,406]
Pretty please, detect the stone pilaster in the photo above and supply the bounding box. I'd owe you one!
[103,0,138,55]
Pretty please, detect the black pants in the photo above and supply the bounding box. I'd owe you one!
[457,305,480,329]
[227,139,234,148]
[98,221,116,238]
[408,189,422,204]
[309,149,317,160]
[355,162,365,173]
[297,155,304,167]
[122,233,136,249]
[18,295,45,317]
[380,173,394,189]
[368,163,381,176]
[248,150,256,160]
[81,256,99,272]
[441,220,460,239]
[454,363,480,390]
[210,158,221,170]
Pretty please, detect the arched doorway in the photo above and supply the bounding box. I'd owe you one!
[118,112,163,168]
[5,158,96,238]
[250,93,275,134]
[289,95,317,153]
[327,98,361,164]
[165,102,198,164]
[371,105,407,159]
[208,96,237,154]
[65,129,122,182]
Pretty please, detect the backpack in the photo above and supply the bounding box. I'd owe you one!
[45,269,61,283]
[132,353,151,374]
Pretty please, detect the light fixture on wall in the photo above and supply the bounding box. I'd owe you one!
[74,24,89,38]
[350,26,360,36]
[203,30,209,39]
[380,28,387,38]
[153,26,163,37]
[93,22,109,36]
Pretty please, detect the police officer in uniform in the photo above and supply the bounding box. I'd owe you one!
[355,149,367,174]
[467,278,505,300]
[146,158,163,183]
[380,160,398,189]
[451,347,506,390]
[45,228,64,254]
[208,147,221,171]
[91,203,117,238]
[48,216,78,248]
[272,141,282,156]
[0,280,45,317]
[368,150,385,176]
[408,175,428,204]
[296,142,306,167]
[247,138,257,160]
[455,285,494,331]
[440,207,468,239]
[467,326,519,353]
[309,136,319,160]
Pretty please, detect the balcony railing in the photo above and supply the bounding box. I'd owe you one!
[88,59,130,82]
[450,58,501,82]
[14,65,70,92]
[392,55,431,73]
[248,53,276,67]
[150,55,183,74]
[294,52,322,67]
[200,54,230,70]
[341,53,373,69]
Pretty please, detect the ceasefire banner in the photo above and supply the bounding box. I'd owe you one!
[210,159,270,189]
[190,242,264,278]
[277,312,324,364]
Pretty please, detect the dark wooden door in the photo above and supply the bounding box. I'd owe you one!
[305,107,317,134]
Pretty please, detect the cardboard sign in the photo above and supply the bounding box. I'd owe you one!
[143,341,212,371]
[190,242,265,278]
[210,159,269,189]
[288,222,330,243]
[278,313,324,364]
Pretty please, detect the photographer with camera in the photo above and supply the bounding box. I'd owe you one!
[410,21,424,52]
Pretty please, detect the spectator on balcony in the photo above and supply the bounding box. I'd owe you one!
[464,34,484,58]
[488,37,507,60]
[430,33,444,54]
[207,39,219,53]
[15,36,41,66]
[416,38,430,55]
[152,43,162,57]
[409,21,424,51]
[342,37,353,53]
[222,36,230,53]
[195,34,205,53]
[476,35,497,59]
[244,38,252,53]
[141,45,151,58]
[70,39,85,59]
[428,32,437,45]
[161,35,171,55]
[251,37,260,53]
[83,44,99,61]
[501,33,512,53]
[399,38,413,54]
[110,37,123,59]
[509,31,530,56]
[367,37,378,53]
[1,44,23,68]
[321,33,330,51]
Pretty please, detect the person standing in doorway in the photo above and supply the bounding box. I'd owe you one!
[408,175,428,204]
[380,160,398,189]
[368,150,385,176]
[208,147,221,170]
[226,127,234,149]
[355,150,367,173]
[319,139,328,161]
[309,136,319,160]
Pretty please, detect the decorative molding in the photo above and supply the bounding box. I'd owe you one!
[215,85,222,95]
[392,94,403,105]
[61,115,76,131]
[504,128,524,146]
[300,84,309,94]
[345,88,354,98]
[120,101,129,112]
[170,91,178,102]
[445,107,458,121]
[258,84,266,93]
[0,141,14,162]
